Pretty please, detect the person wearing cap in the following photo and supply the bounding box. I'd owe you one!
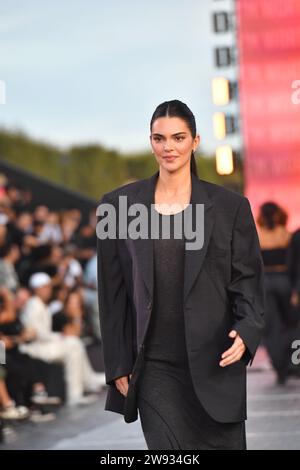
[20,272,106,405]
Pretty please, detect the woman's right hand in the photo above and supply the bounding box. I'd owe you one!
[115,374,132,397]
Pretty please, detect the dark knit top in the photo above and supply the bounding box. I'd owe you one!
[144,209,189,367]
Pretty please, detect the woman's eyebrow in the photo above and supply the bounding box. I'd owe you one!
[152,132,188,137]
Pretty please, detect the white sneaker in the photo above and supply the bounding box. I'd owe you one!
[31,391,62,406]
[85,372,106,393]
[67,394,100,407]
[0,403,30,420]
[29,410,56,423]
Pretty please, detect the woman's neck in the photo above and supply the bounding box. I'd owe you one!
[156,167,191,197]
[154,167,192,214]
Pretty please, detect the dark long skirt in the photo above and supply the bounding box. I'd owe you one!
[136,359,246,450]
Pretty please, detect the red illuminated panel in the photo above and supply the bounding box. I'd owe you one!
[236,0,300,230]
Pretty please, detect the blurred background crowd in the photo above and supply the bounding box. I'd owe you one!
[0,171,106,441]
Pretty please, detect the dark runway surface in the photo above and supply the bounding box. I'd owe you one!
[2,350,300,450]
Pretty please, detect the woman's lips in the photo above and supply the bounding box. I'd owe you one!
[163,156,177,161]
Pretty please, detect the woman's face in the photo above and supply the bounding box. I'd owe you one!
[150,116,199,173]
[65,292,82,315]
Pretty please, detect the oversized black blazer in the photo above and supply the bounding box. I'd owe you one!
[97,171,265,423]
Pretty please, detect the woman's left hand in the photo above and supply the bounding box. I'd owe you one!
[219,330,246,367]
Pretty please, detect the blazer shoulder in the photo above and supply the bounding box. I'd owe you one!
[97,177,148,206]
[200,180,251,223]
[200,179,244,202]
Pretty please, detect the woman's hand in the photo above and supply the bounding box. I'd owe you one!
[220,330,246,367]
[115,374,132,397]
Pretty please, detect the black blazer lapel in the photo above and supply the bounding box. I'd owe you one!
[127,171,159,302]
[183,173,215,305]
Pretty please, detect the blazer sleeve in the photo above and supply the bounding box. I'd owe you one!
[227,196,265,366]
[96,194,134,385]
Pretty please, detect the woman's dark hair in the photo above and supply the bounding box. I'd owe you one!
[150,99,198,177]
[257,202,288,229]
[31,243,52,262]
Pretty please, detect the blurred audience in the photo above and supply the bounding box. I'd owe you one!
[19,272,104,406]
[0,173,105,442]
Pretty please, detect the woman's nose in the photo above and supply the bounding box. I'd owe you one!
[164,141,173,151]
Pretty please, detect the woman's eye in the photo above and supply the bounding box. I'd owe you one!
[153,137,161,142]
[176,136,184,141]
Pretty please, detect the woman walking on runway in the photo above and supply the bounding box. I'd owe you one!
[257,202,294,384]
[97,100,265,450]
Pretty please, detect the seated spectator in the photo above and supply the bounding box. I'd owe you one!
[61,210,81,245]
[48,284,68,316]
[9,211,33,244]
[74,223,97,269]
[0,287,61,409]
[59,244,83,289]
[52,288,83,337]
[22,243,63,287]
[0,242,20,293]
[82,254,101,341]
[39,211,63,245]
[20,273,106,406]
[33,205,49,225]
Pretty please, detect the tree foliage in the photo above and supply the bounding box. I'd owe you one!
[0,128,243,199]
